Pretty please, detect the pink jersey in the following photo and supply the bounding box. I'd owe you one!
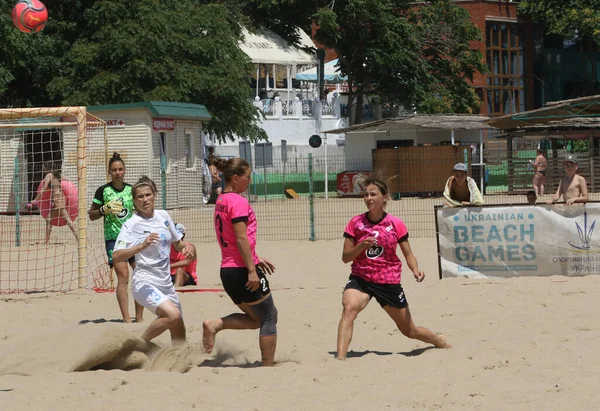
[344,213,409,284]
[169,244,198,282]
[214,192,260,268]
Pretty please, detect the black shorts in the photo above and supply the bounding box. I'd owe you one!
[537,169,546,177]
[171,273,197,286]
[105,240,135,268]
[344,275,408,309]
[220,266,270,305]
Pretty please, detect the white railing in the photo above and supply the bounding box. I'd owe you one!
[252,96,344,120]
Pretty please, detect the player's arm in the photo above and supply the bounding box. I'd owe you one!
[89,186,105,221]
[341,235,375,264]
[549,180,563,204]
[172,239,197,261]
[113,233,158,263]
[399,239,424,282]
[31,174,51,203]
[210,166,221,182]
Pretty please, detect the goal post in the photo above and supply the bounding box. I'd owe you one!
[0,106,111,293]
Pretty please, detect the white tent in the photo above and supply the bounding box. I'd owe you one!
[239,28,316,65]
[295,59,348,83]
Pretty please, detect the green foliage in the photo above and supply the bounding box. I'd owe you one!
[520,0,600,45]
[1,0,266,142]
[0,1,61,106]
[311,0,485,123]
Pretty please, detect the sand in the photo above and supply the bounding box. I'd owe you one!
[1,238,600,410]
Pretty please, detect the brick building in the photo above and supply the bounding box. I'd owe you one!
[312,1,600,118]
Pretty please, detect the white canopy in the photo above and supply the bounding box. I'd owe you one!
[239,28,316,65]
[295,59,348,83]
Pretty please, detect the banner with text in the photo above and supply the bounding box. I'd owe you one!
[436,203,600,278]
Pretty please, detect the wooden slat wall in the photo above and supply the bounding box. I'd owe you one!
[373,146,471,193]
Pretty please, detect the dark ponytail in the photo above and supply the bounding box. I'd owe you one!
[108,152,125,168]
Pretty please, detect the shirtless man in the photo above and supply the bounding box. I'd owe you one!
[529,149,547,196]
[549,154,589,205]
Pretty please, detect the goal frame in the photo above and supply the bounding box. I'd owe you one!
[0,106,106,289]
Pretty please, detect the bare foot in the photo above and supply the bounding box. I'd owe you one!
[435,334,452,349]
[122,318,133,324]
[202,320,218,354]
[135,317,144,323]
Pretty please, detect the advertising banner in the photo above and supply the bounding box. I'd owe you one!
[436,203,600,278]
[337,171,369,196]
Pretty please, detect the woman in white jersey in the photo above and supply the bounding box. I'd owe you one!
[202,158,278,366]
[336,176,450,360]
[113,176,196,345]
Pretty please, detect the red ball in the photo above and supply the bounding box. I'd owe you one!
[12,0,48,33]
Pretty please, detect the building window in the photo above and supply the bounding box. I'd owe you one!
[184,130,194,169]
[159,132,169,173]
[485,22,525,116]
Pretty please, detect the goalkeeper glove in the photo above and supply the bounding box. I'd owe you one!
[100,200,123,215]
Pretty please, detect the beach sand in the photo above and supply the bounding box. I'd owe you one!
[1,238,599,410]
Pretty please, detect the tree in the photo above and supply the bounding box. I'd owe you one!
[0,2,61,107]
[312,0,486,124]
[520,0,600,45]
[0,0,267,142]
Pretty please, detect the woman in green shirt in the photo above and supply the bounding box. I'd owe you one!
[88,152,143,323]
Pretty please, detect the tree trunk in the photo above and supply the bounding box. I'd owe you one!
[355,92,364,125]
[347,75,355,126]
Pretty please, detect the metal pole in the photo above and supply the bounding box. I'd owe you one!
[14,156,20,247]
[324,133,328,199]
[161,152,167,209]
[76,108,88,289]
[308,153,315,241]
[479,129,484,192]
[263,144,267,201]
[256,64,260,98]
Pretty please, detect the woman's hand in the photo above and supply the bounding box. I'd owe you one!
[142,233,159,249]
[181,243,197,260]
[257,257,275,275]
[246,269,260,291]
[359,236,377,249]
[413,270,425,282]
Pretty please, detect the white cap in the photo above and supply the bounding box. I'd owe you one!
[175,223,185,234]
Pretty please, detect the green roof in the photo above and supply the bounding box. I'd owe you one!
[87,101,212,121]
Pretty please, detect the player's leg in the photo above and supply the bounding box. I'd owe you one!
[130,261,144,323]
[141,300,185,344]
[173,267,190,287]
[59,207,78,240]
[202,301,260,351]
[384,305,450,348]
[337,279,371,360]
[532,173,539,196]
[540,174,546,196]
[113,260,133,322]
[45,209,58,244]
[134,284,184,345]
[248,294,278,366]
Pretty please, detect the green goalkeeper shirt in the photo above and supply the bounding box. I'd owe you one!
[93,183,134,241]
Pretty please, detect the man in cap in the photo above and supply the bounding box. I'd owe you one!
[169,223,198,286]
[443,163,484,207]
[549,154,588,205]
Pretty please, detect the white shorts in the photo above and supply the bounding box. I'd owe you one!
[132,283,182,316]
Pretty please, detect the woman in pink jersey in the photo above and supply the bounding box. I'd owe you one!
[336,176,450,360]
[202,158,278,366]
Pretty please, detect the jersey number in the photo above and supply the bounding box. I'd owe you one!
[215,215,228,248]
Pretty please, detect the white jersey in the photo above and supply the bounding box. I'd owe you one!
[114,210,183,291]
